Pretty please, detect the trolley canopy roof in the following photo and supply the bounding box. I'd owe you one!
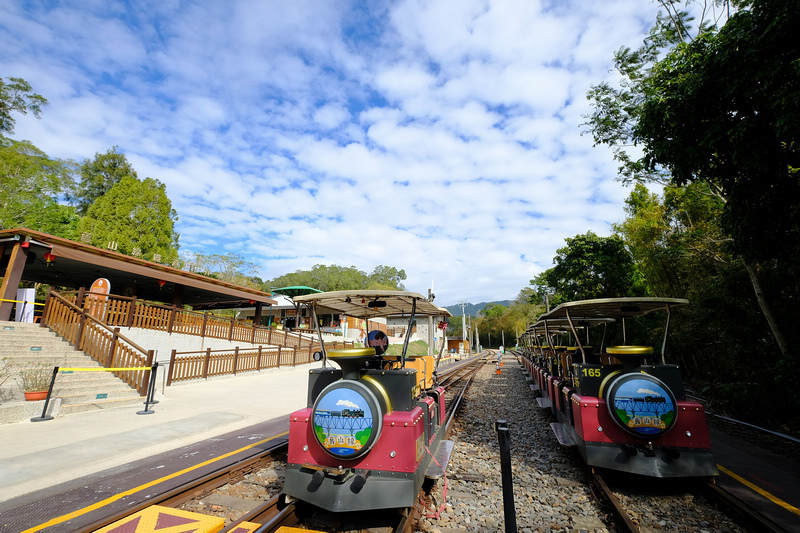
[294,290,451,319]
[522,317,614,342]
[271,286,322,298]
[530,317,615,331]
[540,297,689,321]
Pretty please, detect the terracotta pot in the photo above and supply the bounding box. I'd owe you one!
[24,390,48,401]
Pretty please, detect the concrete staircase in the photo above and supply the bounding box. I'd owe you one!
[0,321,145,424]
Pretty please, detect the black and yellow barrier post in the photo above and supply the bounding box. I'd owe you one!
[138,361,159,415]
[31,364,159,422]
[1,298,45,323]
[31,366,59,422]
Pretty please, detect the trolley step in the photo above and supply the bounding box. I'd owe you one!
[550,422,577,447]
[536,396,551,409]
[425,439,454,479]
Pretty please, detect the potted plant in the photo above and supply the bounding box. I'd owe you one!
[17,362,54,401]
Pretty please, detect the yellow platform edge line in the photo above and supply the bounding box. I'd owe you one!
[718,464,800,516]
[21,431,289,533]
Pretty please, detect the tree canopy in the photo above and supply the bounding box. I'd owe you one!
[631,0,800,262]
[73,146,139,215]
[77,175,179,264]
[0,137,79,236]
[180,252,263,289]
[0,77,47,136]
[530,231,646,307]
[583,0,800,425]
[268,264,407,293]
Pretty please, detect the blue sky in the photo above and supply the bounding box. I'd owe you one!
[2,0,692,306]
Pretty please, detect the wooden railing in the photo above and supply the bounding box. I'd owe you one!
[166,339,354,385]
[41,290,154,395]
[44,289,360,386]
[61,289,318,351]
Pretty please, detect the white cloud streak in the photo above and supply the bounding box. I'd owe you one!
[2,0,668,305]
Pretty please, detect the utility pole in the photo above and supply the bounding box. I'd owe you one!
[467,313,472,356]
[459,301,468,358]
[459,301,467,340]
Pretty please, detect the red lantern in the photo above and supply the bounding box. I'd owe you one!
[43,251,56,267]
[158,280,167,289]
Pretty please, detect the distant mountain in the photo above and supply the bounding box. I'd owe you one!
[444,300,513,317]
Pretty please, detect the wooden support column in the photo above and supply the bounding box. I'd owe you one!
[0,240,31,321]
[171,284,184,307]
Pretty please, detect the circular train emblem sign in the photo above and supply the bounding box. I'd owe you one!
[311,380,382,459]
[605,374,677,437]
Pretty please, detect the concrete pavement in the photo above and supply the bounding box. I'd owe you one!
[0,363,314,502]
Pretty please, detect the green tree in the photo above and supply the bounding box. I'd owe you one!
[0,138,79,237]
[614,182,729,297]
[614,182,792,423]
[532,231,646,305]
[181,252,262,288]
[73,146,138,215]
[481,303,506,318]
[77,176,179,263]
[585,0,799,357]
[367,265,407,290]
[0,77,47,135]
[269,264,408,292]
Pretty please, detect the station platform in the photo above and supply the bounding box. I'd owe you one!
[0,363,314,503]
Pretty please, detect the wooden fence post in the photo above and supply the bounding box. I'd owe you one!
[168,305,176,334]
[277,346,282,368]
[141,349,155,396]
[257,346,263,370]
[251,324,256,345]
[267,326,273,345]
[108,327,120,367]
[40,290,53,328]
[233,346,239,375]
[167,349,177,386]
[202,311,208,338]
[75,308,88,350]
[293,347,298,366]
[228,317,235,341]
[202,348,211,379]
[125,297,135,327]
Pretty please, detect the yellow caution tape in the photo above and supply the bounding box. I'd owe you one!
[0,298,44,305]
[60,367,149,372]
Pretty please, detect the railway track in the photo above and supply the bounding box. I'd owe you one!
[77,441,289,532]
[80,350,781,533]
[85,352,488,533]
[589,466,787,533]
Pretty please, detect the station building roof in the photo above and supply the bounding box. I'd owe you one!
[0,228,277,311]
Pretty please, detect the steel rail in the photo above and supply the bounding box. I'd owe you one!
[78,441,288,532]
[590,471,640,533]
[92,355,488,533]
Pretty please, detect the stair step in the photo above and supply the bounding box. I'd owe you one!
[59,396,147,415]
[54,378,132,392]
[1,321,143,423]
[56,389,142,405]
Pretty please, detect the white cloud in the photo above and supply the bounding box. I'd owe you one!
[2,0,674,305]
